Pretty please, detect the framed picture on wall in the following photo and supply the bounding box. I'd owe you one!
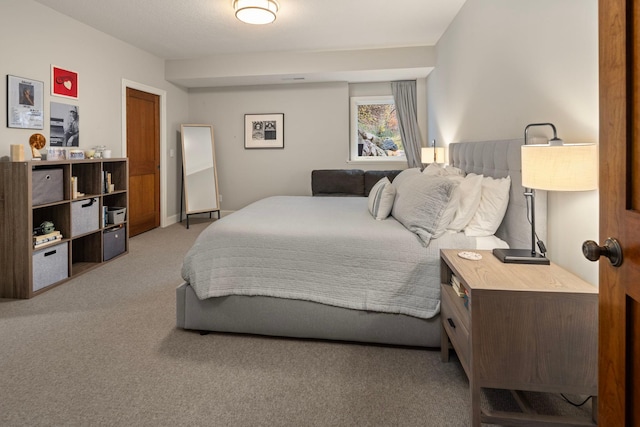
[244,113,284,149]
[51,65,79,99]
[50,102,79,147]
[6,75,44,129]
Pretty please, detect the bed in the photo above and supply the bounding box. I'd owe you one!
[176,139,546,347]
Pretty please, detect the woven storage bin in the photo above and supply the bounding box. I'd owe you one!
[32,168,64,205]
[72,198,99,237]
[32,242,68,291]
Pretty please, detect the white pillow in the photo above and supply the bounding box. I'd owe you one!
[422,162,445,176]
[392,168,421,188]
[464,175,511,237]
[447,173,484,232]
[423,162,466,177]
[391,174,459,245]
[367,177,396,220]
[444,165,466,176]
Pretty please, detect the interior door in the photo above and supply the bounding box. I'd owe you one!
[126,87,160,237]
[598,0,640,424]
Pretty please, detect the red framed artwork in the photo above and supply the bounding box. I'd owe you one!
[51,65,78,99]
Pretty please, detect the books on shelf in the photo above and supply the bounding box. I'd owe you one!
[70,176,85,198]
[33,230,63,249]
[103,171,114,193]
[450,274,466,297]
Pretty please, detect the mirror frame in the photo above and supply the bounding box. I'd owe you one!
[180,124,220,217]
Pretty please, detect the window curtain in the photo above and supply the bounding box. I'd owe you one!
[391,80,422,168]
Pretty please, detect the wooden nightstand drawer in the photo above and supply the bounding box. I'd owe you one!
[441,284,470,372]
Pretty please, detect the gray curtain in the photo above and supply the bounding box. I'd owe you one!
[391,80,422,168]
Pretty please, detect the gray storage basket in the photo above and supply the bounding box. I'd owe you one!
[32,168,64,205]
[103,225,126,261]
[72,198,100,237]
[32,242,68,291]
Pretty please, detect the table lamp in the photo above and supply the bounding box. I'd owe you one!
[421,140,445,164]
[493,123,597,264]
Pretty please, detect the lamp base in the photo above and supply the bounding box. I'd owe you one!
[492,248,550,265]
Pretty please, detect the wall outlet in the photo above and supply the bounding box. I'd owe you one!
[218,194,222,202]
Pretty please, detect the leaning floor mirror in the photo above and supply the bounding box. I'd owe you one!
[180,124,220,229]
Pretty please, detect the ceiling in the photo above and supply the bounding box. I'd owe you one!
[33,0,466,60]
[33,0,466,87]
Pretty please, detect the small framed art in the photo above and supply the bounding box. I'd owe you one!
[244,113,284,149]
[6,75,44,129]
[51,65,78,99]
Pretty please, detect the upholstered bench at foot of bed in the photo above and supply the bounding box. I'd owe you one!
[311,169,403,197]
[176,283,441,348]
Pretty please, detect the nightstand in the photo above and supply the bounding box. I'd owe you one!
[439,249,598,426]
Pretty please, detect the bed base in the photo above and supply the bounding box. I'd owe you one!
[176,283,441,347]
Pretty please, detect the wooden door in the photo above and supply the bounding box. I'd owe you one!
[126,88,160,237]
[598,0,640,424]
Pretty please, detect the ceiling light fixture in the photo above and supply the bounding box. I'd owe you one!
[234,0,279,25]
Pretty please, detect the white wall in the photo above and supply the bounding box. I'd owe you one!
[188,79,430,212]
[427,0,599,284]
[188,83,351,211]
[0,0,189,221]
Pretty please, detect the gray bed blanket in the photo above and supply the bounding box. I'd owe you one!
[181,196,476,319]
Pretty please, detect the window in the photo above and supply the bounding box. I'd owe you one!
[350,96,405,162]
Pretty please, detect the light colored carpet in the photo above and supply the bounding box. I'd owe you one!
[0,218,593,426]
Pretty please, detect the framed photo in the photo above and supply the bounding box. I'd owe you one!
[244,113,284,149]
[6,75,44,129]
[50,102,79,147]
[51,65,78,99]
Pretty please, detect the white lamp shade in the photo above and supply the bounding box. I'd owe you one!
[521,143,598,191]
[234,0,279,24]
[421,147,445,163]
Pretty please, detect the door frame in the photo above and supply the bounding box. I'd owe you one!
[121,79,168,228]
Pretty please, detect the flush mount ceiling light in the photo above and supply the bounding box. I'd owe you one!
[234,0,279,25]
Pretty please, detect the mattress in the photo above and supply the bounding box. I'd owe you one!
[181,195,479,319]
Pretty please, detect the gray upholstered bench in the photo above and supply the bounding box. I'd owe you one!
[311,169,402,197]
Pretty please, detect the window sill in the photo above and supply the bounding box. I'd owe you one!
[347,158,407,165]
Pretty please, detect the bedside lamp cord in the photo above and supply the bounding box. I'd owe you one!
[526,193,547,256]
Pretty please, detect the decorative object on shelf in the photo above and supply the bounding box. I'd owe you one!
[47,147,66,161]
[93,145,107,159]
[6,75,44,129]
[69,149,84,160]
[493,122,598,265]
[233,0,279,24]
[244,113,284,149]
[50,102,79,147]
[51,65,78,99]
[10,144,25,162]
[29,133,46,160]
[85,150,95,159]
[33,220,56,236]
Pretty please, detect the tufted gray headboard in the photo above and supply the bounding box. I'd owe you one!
[449,139,547,250]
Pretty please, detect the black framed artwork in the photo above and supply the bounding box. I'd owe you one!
[244,113,284,149]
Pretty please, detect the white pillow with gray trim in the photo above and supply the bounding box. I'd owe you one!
[367,177,396,220]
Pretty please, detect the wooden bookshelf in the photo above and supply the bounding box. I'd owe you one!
[0,158,129,298]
